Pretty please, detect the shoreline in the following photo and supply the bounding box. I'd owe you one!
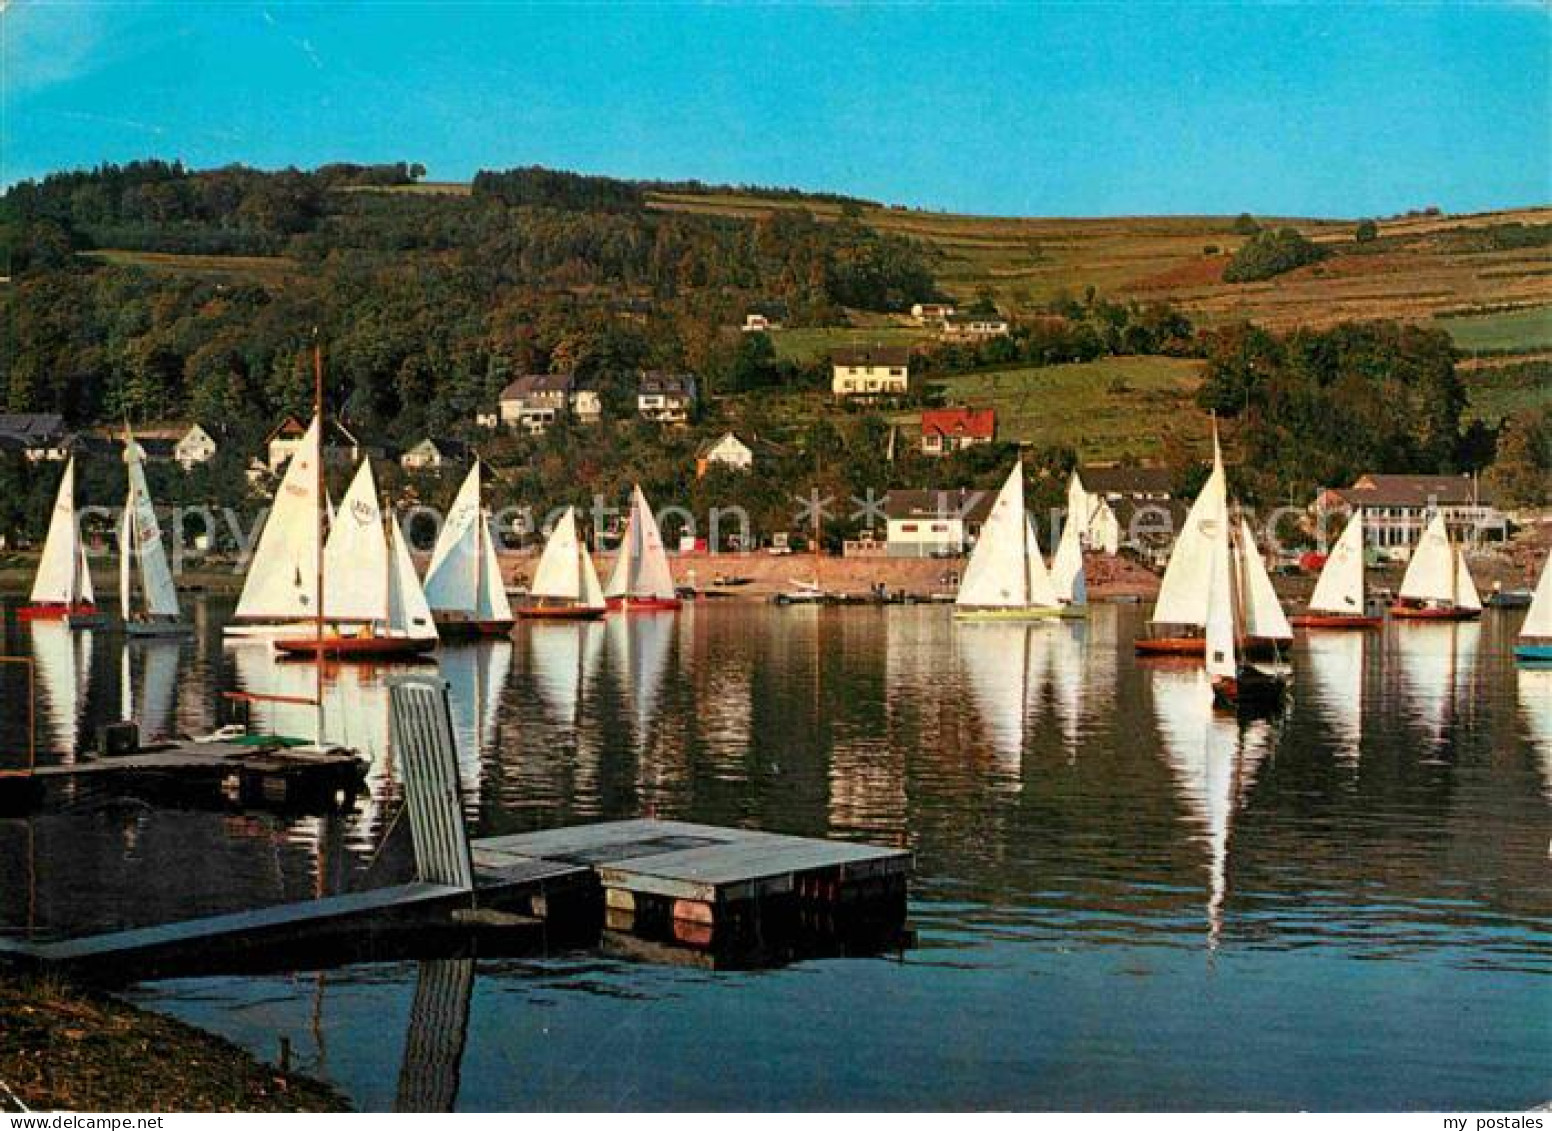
[0,974,347,1113]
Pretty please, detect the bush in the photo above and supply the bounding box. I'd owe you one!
[1232,213,1260,236]
[1355,219,1378,243]
[1222,227,1329,283]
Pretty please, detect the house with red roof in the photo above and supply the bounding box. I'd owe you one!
[920,407,996,456]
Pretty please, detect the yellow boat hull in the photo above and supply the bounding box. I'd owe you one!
[953,606,1068,622]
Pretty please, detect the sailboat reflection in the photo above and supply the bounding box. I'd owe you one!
[439,640,513,797]
[30,621,93,762]
[956,621,1047,788]
[393,957,475,1113]
[1392,621,1479,751]
[1518,666,1552,801]
[528,620,604,729]
[1303,630,1366,763]
[120,639,182,742]
[1151,666,1273,949]
[605,612,674,745]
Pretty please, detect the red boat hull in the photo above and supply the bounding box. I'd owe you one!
[1135,636,1285,660]
[605,596,682,612]
[1389,604,1481,622]
[516,605,606,621]
[1290,614,1383,630]
[274,635,437,660]
[18,602,99,622]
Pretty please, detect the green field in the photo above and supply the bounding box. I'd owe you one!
[1437,305,1552,354]
[914,356,1208,461]
[82,249,300,284]
[1461,361,1552,423]
[768,325,934,363]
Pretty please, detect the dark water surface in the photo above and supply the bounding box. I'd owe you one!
[1,600,1547,1110]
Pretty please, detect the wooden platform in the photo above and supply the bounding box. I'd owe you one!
[0,740,369,814]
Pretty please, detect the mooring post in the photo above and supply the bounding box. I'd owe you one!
[386,676,475,894]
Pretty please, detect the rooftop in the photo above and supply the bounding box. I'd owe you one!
[1076,465,1175,496]
[884,488,998,523]
[832,345,912,368]
[1332,473,1494,508]
[499,373,574,400]
[922,407,996,440]
[0,413,66,442]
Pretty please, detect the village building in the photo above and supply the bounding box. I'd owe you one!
[264,416,359,473]
[400,437,471,473]
[0,414,69,462]
[883,488,996,558]
[1067,465,1177,557]
[496,373,574,435]
[637,372,698,424]
[174,423,219,469]
[696,432,754,475]
[1314,473,1507,557]
[570,387,603,425]
[910,302,956,325]
[742,302,789,333]
[920,407,996,456]
[831,345,912,399]
[940,314,1011,342]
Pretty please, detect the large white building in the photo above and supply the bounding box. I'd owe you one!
[883,489,994,558]
[831,346,912,399]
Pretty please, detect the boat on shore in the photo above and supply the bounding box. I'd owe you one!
[423,462,515,637]
[954,461,1065,622]
[21,457,104,626]
[1290,509,1382,630]
[516,506,607,620]
[1514,551,1552,663]
[1391,513,1482,621]
[605,485,682,612]
[119,428,191,637]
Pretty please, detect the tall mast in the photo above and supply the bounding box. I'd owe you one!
[313,340,325,746]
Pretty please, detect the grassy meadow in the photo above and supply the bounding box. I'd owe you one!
[1438,305,1552,354]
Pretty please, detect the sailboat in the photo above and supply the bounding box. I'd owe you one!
[517,506,607,619]
[1291,509,1381,629]
[605,485,681,611]
[226,416,324,638]
[1391,512,1482,621]
[423,463,515,637]
[274,459,438,659]
[1137,426,1284,659]
[22,457,103,626]
[1513,552,1552,663]
[954,461,1064,620]
[1204,512,1292,711]
[118,430,190,636]
[1049,506,1089,613]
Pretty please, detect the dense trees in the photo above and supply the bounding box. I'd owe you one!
[1222,227,1328,283]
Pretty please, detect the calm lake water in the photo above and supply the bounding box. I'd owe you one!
[1,599,1548,1111]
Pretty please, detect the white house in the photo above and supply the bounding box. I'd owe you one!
[941,314,1011,342]
[696,432,754,475]
[883,489,994,558]
[400,437,471,473]
[174,423,219,469]
[570,387,602,425]
[497,374,574,435]
[910,302,956,325]
[0,414,69,462]
[1315,473,1507,557]
[638,372,698,424]
[831,346,912,399]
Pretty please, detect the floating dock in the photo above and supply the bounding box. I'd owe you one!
[0,676,912,981]
[0,738,369,815]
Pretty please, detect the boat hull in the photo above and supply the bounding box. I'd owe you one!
[433,615,516,638]
[1514,643,1552,663]
[953,606,1066,622]
[515,605,606,621]
[606,596,683,612]
[1390,603,1481,621]
[1212,666,1289,713]
[1290,614,1382,630]
[273,635,437,660]
[19,602,99,622]
[1135,635,1286,659]
[125,619,193,638]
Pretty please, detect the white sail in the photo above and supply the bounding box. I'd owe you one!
[959,464,1047,608]
[423,463,483,613]
[387,515,437,640]
[1089,496,1120,556]
[123,437,181,619]
[1023,519,1061,607]
[475,519,514,622]
[1398,513,1457,604]
[1152,439,1227,627]
[118,505,132,621]
[323,460,389,623]
[531,508,585,601]
[32,457,86,605]
[1236,517,1292,640]
[577,535,606,610]
[1203,524,1238,682]
[236,417,322,620]
[1051,509,1086,606]
[608,485,677,601]
[1454,549,1482,613]
[1520,553,1552,641]
[1309,510,1366,615]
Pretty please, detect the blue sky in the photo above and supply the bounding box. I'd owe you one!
[3,2,1548,217]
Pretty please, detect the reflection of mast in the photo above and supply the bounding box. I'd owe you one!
[394,958,475,1113]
